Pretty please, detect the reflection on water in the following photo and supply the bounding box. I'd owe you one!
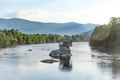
[59,56,72,72]
[0,42,120,80]
[91,44,120,80]
[91,46,120,54]
[111,61,120,79]
[97,60,120,80]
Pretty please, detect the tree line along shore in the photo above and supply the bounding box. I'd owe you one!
[0,29,89,48]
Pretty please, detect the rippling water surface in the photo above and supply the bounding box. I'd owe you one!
[0,42,120,80]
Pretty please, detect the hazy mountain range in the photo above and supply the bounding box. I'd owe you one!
[80,30,94,36]
[0,18,99,35]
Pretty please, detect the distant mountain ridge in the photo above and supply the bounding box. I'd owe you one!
[80,30,94,36]
[0,18,99,35]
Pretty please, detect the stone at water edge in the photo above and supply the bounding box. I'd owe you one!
[28,49,32,51]
[40,59,59,63]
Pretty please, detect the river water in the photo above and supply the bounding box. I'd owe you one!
[0,42,120,80]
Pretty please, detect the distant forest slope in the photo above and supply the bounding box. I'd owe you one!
[0,18,99,35]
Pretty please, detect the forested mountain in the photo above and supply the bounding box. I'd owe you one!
[0,18,99,35]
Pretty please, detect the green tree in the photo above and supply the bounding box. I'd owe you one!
[108,17,120,26]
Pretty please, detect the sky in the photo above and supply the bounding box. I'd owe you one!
[0,0,120,24]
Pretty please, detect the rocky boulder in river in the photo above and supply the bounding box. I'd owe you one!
[49,40,72,59]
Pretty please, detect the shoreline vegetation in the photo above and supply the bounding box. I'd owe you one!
[89,17,120,53]
[0,29,89,48]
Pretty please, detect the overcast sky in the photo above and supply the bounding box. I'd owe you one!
[0,0,120,24]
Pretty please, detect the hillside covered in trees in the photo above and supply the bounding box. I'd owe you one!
[0,29,89,48]
[90,17,120,53]
[0,18,98,35]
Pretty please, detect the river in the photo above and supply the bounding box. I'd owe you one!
[0,42,120,80]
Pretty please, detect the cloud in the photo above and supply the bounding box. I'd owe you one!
[2,12,18,18]
[1,10,110,24]
[1,0,120,24]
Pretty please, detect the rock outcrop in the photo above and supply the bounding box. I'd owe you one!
[41,40,72,71]
[49,40,72,59]
[90,24,120,53]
